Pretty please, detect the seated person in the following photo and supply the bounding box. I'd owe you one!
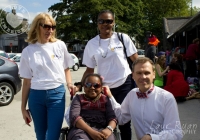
[186,92,200,100]
[171,53,184,74]
[164,63,189,101]
[67,74,117,140]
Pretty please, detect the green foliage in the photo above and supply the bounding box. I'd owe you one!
[0,9,6,35]
[48,0,198,47]
[0,8,26,35]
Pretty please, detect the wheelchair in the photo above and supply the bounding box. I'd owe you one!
[59,126,121,140]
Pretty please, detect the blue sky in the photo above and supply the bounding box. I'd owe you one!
[1,0,200,23]
[0,0,61,23]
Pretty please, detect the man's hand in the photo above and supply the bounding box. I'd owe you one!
[141,134,152,140]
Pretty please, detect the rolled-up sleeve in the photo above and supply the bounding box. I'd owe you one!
[109,96,131,125]
[19,48,32,79]
[61,41,74,69]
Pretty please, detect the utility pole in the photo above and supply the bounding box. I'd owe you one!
[191,0,193,16]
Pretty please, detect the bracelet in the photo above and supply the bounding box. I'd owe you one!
[106,126,114,133]
[67,83,73,86]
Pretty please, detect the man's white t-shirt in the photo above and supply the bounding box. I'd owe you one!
[83,32,137,88]
[19,40,74,90]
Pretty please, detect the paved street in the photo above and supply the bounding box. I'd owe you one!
[0,67,200,140]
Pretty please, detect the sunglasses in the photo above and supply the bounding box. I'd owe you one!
[84,83,101,89]
[39,23,56,30]
[98,19,113,24]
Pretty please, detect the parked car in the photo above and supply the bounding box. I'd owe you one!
[0,50,9,59]
[11,53,80,71]
[10,53,21,68]
[7,53,18,59]
[70,53,79,71]
[137,49,145,57]
[0,56,22,106]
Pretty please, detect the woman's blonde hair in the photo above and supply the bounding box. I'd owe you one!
[156,55,166,69]
[26,13,57,44]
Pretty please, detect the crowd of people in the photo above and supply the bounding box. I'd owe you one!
[18,9,200,140]
[145,35,200,102]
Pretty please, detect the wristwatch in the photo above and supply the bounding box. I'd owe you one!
[106,126,114,133]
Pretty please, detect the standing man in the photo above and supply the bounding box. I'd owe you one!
[145,35,160,63]
[185,38,200,79]
[105,57,183,140]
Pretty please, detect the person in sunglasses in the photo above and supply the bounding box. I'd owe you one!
[77,9,138,140]
[19,13,74,140]
[67,74,117,140]
[104,57,183,140]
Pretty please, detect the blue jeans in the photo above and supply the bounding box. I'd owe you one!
[28,84,66,140]
[110,74,135,140]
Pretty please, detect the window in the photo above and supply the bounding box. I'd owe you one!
[0,58,5,66]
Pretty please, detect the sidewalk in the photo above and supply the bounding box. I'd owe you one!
[178,99,200,140]
[127,99,200,140]
[0,95,200,140]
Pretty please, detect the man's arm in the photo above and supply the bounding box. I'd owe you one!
[104,86,131,125]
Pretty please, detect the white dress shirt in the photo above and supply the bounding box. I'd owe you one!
[109,86,183,140]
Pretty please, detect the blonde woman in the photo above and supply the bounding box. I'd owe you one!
[19,13,74,140]
[154,55,169,87]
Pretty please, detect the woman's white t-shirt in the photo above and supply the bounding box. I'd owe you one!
[83,32,137,88]
[19,40,74,90]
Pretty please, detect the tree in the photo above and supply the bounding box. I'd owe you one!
[138,0,193,48]
[48,0,194,47]
[0,8,25,35]
[0,9,7,35]
[48,0,144,42]
[190,6,200,16]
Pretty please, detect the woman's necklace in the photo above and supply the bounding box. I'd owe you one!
[99,35,112,58]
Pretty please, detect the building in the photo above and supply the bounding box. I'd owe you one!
[163,11,200,51]
[0,8,28,53]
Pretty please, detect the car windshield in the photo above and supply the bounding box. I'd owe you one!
[8,54,16,58]
[12,55,21,62]
[0,52,7,58]
[138,51,144,55]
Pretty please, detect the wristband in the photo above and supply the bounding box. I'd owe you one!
[106,126,114,133]
[67,83,73,86]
